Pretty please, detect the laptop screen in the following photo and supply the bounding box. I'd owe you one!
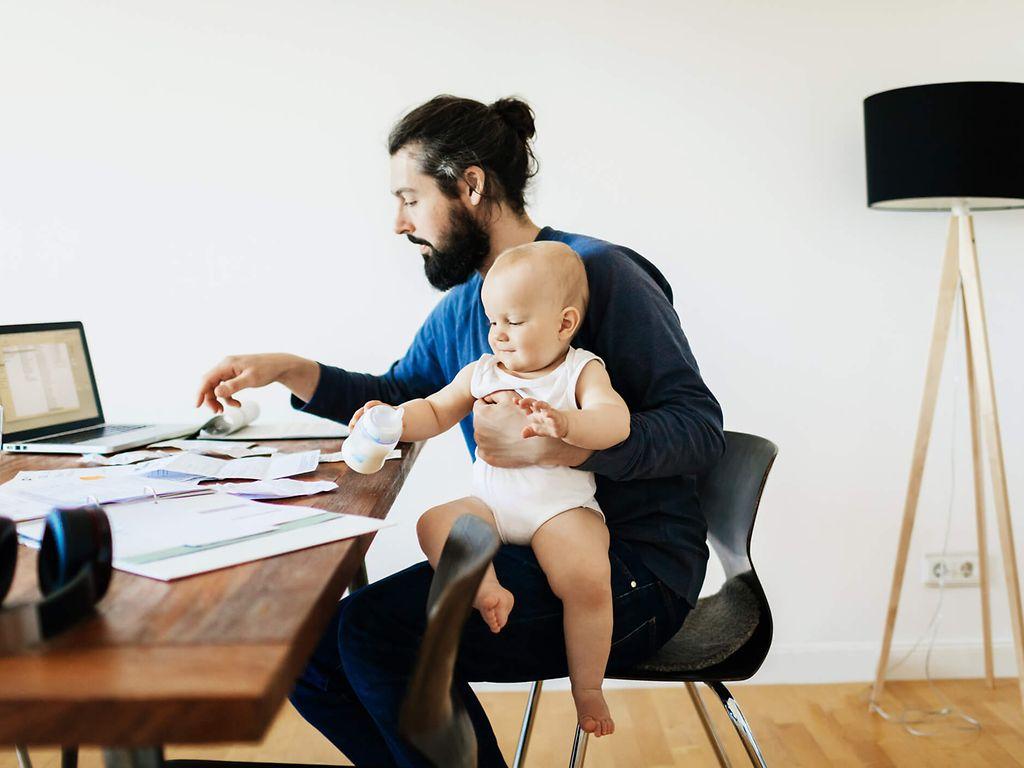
[0,322,103,441]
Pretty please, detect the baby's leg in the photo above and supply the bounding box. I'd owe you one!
[531,508,615,737]
[416,496,514,633]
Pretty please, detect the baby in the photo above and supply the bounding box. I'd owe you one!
[350,241,630,737]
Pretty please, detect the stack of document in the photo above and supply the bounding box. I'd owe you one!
[141,450,321,482]
[1,444,396,581]
[0,464,203,521]
[0,449,324,521]
[149,440,278,459]
[16,490,392,581]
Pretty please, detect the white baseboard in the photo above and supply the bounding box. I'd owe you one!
[470,639,1019,693]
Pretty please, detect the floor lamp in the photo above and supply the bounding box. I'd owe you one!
[864,81,1024,709]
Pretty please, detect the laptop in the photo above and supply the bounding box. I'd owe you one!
[0,321,197,454]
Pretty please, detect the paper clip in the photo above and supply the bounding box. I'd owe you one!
[142,486,159,504]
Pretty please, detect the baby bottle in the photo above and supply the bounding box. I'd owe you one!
[342,405,405,474]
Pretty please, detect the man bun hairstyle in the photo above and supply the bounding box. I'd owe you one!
[388,95,539,216]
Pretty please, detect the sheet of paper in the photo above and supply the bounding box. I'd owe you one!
[16,492,322,558]
[319,448,401,464]
[82,450,172,466]
[4,475,201,508]
[118,513,393,581]
[213,479,338,499]
[17,494,393,581]
[149,439,277,458]
[10,465,142,482]
[0,491,54,522]
[142,450,321,481]
[199,420,349,441]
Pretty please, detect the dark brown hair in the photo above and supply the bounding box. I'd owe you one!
[388,95,539,215]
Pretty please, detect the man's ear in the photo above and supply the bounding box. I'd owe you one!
[462,166,486,206]
[558,306,582,341]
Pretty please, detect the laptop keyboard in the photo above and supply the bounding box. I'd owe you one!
[31,424,147,444]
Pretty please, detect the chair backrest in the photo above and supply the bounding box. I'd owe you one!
[699,431,778,581]
[399,515,500,768]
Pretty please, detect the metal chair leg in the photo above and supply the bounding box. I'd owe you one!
[512,680,544,768]
[686,682,734,768]
[568,725,588,768]
[707,681,768,768]
[15,746,32,768]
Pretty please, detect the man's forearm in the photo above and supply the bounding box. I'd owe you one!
[279,355,321,403]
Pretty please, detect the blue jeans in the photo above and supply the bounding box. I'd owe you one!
[289,538,691,767]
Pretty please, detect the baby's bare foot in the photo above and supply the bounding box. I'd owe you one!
[473,581,514,633]
[572,687,614,737]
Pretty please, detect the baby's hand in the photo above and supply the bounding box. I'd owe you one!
[517,398,569,440]
[348,399,388,431]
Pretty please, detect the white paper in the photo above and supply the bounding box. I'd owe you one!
[17,493,394,581]
[213,479,338,499]
[4,475,200,508]
[149,439,278,459]
[82,450,172,466]
[0,491,53,522]
[16,492,322,558]
[119,513,393,581]
[319,448,401,464]
[199,420,349,441]
[144,449,321,481]
[10,465,142,482]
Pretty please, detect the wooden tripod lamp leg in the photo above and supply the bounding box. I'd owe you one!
[958,214,1024,707]
[962,288,996,688]
[872,217,961,705]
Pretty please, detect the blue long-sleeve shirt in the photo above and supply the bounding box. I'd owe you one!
[293,226,724,606]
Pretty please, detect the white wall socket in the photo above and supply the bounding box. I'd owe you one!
[923,552,981,587]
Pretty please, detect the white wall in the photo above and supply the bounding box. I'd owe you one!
[3,0,1024,685]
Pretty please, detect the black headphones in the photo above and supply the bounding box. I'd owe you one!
[0,504,113,651]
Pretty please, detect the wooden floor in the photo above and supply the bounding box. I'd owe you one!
[4,679,1024,767]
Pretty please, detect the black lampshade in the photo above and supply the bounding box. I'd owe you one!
[864,81,1024,211]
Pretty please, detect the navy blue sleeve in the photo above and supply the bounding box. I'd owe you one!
[291,308,447,424]
[575,252,725,481]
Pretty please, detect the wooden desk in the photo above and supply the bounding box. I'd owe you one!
[0,440,421,750]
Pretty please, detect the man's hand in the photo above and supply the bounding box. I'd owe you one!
[481,389,519,405]
[473,399,593,468]
[516,397,569,439]
[195,353,319,413]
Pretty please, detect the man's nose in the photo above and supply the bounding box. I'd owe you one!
[394,210,412,236]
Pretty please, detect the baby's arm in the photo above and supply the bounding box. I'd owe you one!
[350,362,476,442]
[518,361,630,450]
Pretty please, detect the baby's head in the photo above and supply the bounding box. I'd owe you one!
[480,241,589,374]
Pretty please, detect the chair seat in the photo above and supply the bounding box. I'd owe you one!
[626,571,761,676]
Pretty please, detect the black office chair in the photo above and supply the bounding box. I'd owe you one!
[165,514,499,768]
[512,431,778,768]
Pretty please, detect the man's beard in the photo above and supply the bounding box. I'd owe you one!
[407,205,491,291]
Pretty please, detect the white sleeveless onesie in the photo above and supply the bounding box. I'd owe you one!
[470,346,605,545]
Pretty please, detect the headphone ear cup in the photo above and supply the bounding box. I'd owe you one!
[0,517,15,605]
[38,506,113,601]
